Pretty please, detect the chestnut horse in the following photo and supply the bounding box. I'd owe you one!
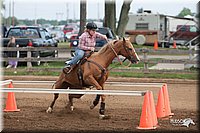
[46,37,140,119]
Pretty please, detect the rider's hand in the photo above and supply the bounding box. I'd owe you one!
[91,47,95,51]
[104,35,108,40]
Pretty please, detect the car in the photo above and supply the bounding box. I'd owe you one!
[64,30,79,42]
[48,26,65,43]
[69,27,118,56]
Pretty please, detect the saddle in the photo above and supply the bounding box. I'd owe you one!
[63,51,94,74]
[63,51,107,87]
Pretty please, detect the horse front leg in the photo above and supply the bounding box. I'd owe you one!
[85,76,110,119]
[90,94,100,109]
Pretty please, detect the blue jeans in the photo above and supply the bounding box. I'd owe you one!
[68,48,85,65]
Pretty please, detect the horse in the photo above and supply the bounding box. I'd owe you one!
[46,37,140,119]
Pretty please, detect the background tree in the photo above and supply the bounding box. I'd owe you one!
[104,0,116,32]
[79,0,87,36]
[116,0,133,38]
[177,7,194,17]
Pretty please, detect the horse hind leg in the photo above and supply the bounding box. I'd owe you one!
[46,93,59,113]
[66,94,74,111]
[67,94,83,111]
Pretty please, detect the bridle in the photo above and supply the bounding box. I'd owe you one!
[108,42,123,65]
[122,42,137,63]
[108,40,136,67]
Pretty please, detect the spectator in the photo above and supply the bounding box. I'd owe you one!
[6,36,18,74]
[1,23,7,37]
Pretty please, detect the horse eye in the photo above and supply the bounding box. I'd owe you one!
[128,48,132,51]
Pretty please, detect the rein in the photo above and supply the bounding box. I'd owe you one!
[108,42,123,65]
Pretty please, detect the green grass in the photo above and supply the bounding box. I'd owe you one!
[109,71,197,80]
[58,42,70,48]
[4,68,197,80]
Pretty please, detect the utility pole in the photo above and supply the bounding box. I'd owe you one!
[66,3,69,23]
[97,2,100,21]
[73,3,76,20]
[12,0,14,26]
[9,0,11,26]
[34,2,37,25]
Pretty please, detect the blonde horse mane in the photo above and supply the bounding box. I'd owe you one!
[96,37,131,55]
[97,40,117,55]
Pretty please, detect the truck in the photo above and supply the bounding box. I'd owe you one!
[2,26,58,65]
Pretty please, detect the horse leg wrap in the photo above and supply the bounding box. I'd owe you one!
[90,95,100,109]
[99,102,105,115]
[93,95,100,106]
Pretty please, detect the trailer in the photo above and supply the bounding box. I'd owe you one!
[125,10,198,47]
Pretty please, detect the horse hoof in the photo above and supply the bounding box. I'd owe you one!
[46,107,53,113]
[90,104,95,109]
[99,115,111,120]
[70,106,74,111]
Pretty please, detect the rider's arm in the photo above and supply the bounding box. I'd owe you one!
[78,34,95,51]
[95,32,107,40]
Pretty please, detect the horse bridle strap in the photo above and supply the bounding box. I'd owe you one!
[108,42,123,65]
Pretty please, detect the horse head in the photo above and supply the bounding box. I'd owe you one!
[118,37,140,64]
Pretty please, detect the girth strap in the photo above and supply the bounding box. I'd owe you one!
[87,60,107,81]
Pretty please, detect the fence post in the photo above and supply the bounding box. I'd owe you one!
[27,47,32,68]
[142,48,149,71]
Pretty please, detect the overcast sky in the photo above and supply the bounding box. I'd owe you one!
[3,0,199,20]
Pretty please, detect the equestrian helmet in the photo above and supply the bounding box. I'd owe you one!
[86,22,97,30]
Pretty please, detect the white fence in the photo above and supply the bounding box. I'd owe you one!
[0,80,164,96]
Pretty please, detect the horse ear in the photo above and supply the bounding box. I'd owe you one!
[123,37,126,42]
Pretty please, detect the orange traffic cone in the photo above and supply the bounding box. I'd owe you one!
[173,41,177,49]
[156,87,165,118]
[162,84,174,117]
[4,82,20,112]
[137,91,156,129]
[154,40,158,50]
[148,91,158,127]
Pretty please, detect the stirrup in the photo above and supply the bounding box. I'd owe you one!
[66,67,73,74]
[63,67,71,74]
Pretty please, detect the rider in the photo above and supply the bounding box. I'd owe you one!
[64,22,107,73]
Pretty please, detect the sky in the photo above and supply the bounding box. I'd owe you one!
[3,0,199,20]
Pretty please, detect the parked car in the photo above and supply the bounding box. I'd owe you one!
[64,30,79,42]
[2,26,58,66]
[48,26,65,43]
[70,27,117,56]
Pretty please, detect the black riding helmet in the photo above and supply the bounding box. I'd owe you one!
[86,22,97,30]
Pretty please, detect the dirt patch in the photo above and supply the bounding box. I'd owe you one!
[1,76,198,132]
